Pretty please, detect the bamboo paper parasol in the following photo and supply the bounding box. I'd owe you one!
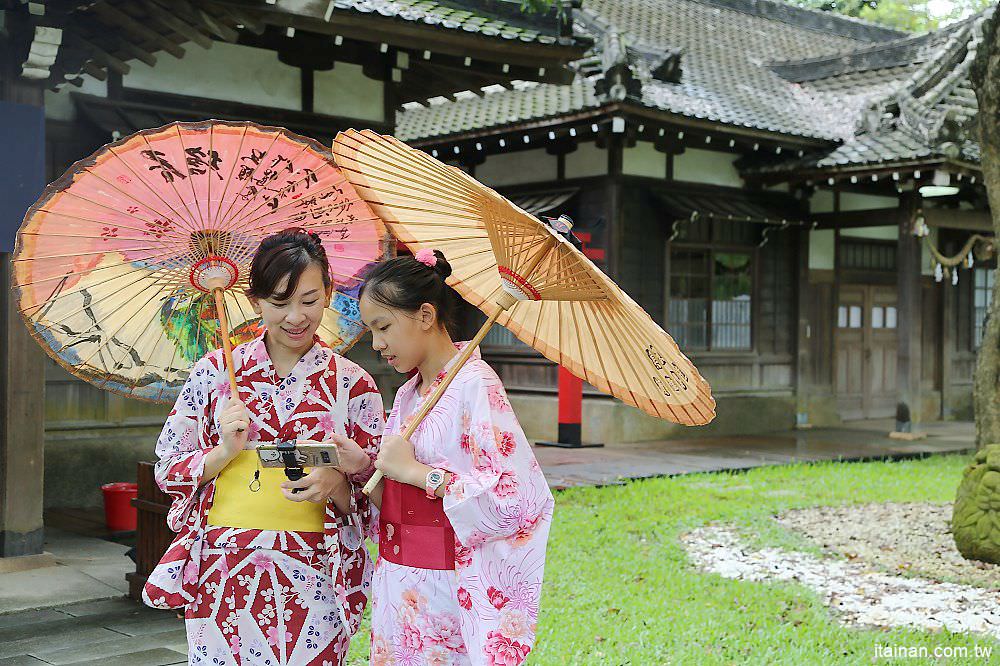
[13,121,389,402]
[332,130,715,494]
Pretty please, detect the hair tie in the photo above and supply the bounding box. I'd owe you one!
[414,248,437,268]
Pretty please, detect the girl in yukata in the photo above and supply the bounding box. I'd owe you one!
[345,248,555,666]
[143,229,385,665]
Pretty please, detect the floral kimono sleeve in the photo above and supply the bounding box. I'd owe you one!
[153,355,216,532]
[443,364,553,548]
[340,368,385,537]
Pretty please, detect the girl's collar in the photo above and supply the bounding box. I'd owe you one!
[406,341,480,397]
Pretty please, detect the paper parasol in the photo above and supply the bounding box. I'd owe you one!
[13,120,389,402]
[332,130,714,494]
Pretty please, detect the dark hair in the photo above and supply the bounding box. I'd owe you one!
[360,250,456,333]
[248,228,331,300]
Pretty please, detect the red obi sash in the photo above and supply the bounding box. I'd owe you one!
[378,479,455,570]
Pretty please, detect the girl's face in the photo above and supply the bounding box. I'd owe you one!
[248,263,332,354]
[360,292,439,374]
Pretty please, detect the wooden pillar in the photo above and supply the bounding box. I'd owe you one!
[894,192,923,435]
[795,226,812,427]
[1,44,47,557]
[606,133,623,279]
[940,239,955,419]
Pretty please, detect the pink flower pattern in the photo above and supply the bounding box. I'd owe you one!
[484,630,531,666]
[369,344,552,665]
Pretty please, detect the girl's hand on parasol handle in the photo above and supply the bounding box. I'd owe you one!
[218,397,250,457]
[374,435,421,485]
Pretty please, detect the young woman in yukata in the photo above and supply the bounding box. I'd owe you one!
[142,229,385,665]
[341,248,555,666]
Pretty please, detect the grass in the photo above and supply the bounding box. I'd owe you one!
[347,453,999,665]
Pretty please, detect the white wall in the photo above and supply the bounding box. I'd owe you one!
[44,76,107,121]
[809,229,835,270]
[673,148,742,188]
[838,192,899,211]
[476,148,558,187]
[314,63,384,121]
[564,141,606,179]
[840,225,897,240]
[124,42,301,110]
[622,141,664,178]
[810,189,835,213]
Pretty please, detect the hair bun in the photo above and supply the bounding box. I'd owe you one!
[432,249,453,279]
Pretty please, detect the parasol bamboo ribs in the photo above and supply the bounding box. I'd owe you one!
[362,239,554,495]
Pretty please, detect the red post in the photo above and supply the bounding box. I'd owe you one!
[557,366,582,445]
[536,366,603,448]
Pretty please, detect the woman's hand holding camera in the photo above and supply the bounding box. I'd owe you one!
[280,467,349,505]
[327,432,373,476]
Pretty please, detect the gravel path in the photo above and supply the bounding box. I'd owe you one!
[681,525,1000,639]
[775,502,1000,589]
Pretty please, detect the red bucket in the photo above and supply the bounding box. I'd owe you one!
[101,482,138,532]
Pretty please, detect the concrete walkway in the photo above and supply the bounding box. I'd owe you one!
[535,419,975,489]
[0,421,976,664]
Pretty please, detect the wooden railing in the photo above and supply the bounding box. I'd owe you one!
[126,461,174,601]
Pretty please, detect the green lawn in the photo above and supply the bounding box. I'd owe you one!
[348,453,999,665]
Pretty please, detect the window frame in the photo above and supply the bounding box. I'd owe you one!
[973,266,995,350]
[665,240,758,353]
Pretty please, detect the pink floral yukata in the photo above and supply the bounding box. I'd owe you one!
[368,344,554,666]
[142,333,384,665]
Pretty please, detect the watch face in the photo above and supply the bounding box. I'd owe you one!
[428,470,445,485]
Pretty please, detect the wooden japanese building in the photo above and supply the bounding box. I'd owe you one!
[0,0,584,549]
[396,0,994,444]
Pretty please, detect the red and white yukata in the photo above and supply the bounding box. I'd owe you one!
[143,333,384,666]
[368,345,554,666]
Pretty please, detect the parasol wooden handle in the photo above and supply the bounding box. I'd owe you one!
[212,287,240,401]
[362,303,509,496]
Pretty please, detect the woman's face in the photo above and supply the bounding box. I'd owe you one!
[249,263,331,354]
[360,292,436,375]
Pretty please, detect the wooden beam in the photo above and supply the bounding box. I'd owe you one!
[153,0,239,42]
[211,5,265,36]
[141,1,214,49]
[810,207,902,229]
[71,35,131,75]
[91,3,186,59]
[923,207,993,232]
[81,61,107,81]
[194,7,240,42]
[119,40,158,67]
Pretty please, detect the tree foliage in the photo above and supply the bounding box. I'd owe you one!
[791,0,994,32]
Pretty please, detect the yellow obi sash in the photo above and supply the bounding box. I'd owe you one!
[207,450,325,533]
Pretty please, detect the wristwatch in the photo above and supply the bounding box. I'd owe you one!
[425,468,447,499]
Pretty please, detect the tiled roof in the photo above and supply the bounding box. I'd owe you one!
[749,11,988,176]
[329,0,568,44]
[397,0,906,142]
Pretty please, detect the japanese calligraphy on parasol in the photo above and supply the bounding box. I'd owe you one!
[12,120,389,402]
[332,130,715,494]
